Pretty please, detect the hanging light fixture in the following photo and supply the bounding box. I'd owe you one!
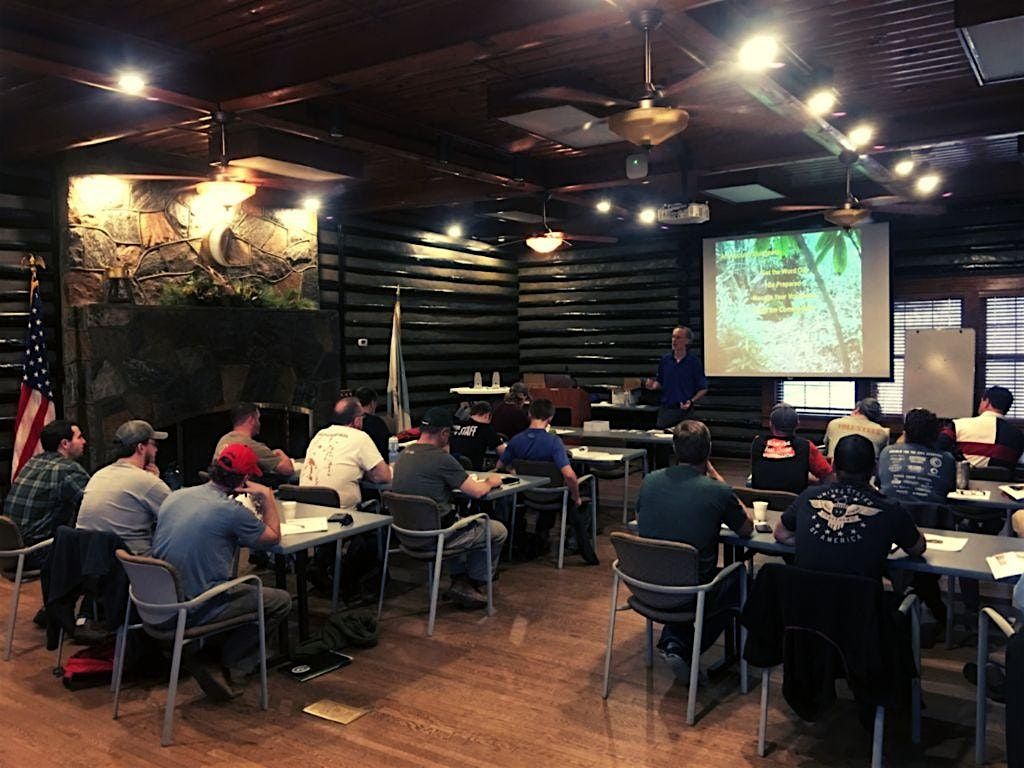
[526,231,565,253]
[196,112,257,207]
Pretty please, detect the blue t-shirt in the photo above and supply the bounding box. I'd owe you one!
[878,443,956,504]
[152,484,266,615]
[501,428,570,469]
[656,352,708,407]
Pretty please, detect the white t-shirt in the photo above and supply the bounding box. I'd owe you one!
[300,425,383,507]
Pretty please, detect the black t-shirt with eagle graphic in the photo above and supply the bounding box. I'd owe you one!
[781,480,922,579]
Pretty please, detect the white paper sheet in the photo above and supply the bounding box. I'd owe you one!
[922,534,968,552]
[280,517,330,536]
[569,449,623,462]
[947,489,992,501]
[987,552,1024,580]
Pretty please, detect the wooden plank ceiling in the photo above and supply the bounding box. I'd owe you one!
[0,0,1021,235]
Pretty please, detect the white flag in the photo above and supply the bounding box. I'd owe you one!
[387,289,411,432]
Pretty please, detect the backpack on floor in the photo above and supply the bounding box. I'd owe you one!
[62,642,115,690]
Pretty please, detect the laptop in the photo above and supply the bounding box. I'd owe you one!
[281,650,353,682]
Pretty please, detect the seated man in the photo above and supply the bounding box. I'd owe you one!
[879,408,955,504]
[4,419,89,567]
[496,398,599,565]
[751,402,832,494]
[301,395,392,507]
[775,434,926,578]
[940,385,1023,469]
[636,420,753,679]
[355,386,392,462]
[214,402,294,481]
[76,420,171,555]
[450,401,506,471]
[152,443,291,697]
[824,397,890,458]
[392,407,506,609]
[491,382,531,439]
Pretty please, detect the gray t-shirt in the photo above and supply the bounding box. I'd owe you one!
[152,483,266,619]
[76,461,171,554]
[391,443,468,525]
[878,443,955,504]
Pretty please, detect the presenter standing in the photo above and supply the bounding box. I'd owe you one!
[644,326,709,429]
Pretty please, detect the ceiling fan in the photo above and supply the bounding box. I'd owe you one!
[496,196,618,253]
[772,150,945,228]
[513,8,731,148]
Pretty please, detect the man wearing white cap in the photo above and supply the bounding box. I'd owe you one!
[76,419,171,555]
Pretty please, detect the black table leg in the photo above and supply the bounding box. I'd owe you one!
[274,554,291,659]
[294,549,310,642]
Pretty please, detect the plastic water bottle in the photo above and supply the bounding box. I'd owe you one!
[388,436,399,466]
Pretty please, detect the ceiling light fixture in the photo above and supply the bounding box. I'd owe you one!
[915,173,941,195]
[638,207,657,225]
[116,72,146,95]
[847,124,874,149]
[196,112,258,207]
[595,199,612,214]
[445,223,464,239]
[893,158,916,177]
[806,88,837,116]
[737,34,779,71]
[526,231,564,253]
[302,197,321,212]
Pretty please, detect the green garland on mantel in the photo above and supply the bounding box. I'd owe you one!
[158,270,316,310]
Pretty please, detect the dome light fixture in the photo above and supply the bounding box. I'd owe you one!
[526,231,564,254]
[737,34,779,71]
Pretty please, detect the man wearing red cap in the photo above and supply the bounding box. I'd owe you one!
[153,443,291,697]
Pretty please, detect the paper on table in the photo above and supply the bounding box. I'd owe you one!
[987,551,1024,580]
[998,483,1024,501]
[280,517,330,535]
[922,534,968,552]
[570,449,623,462]
[303,699,369,725]
[948,489,992,501]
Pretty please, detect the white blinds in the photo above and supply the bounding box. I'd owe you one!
[985,297,1024,419]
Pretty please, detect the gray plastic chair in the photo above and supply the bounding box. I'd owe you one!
[731,486,798,511]
[0,516,52,661]
[380,491,493,636]
[975,607,1017,764]
[603,531,748,725]
[112,549,269,746]
[512,459,596,569]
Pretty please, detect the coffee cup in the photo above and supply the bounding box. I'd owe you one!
[752,501,769,522]
[280,500,298,521]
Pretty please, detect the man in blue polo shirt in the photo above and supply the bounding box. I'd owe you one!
[496,398,599,565]
[644,326,709,429]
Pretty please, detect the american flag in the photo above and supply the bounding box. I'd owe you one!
[10,261,55,481]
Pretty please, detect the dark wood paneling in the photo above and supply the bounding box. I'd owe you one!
[0,166,59,486]
[337,224,518,416]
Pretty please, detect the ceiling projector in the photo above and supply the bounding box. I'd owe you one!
[656,202,710,225]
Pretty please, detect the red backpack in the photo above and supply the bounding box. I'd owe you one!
[61,642,115,690]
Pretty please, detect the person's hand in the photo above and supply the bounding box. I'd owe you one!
[572,494,583,507]
[240,478,273,498]
[682,399,692,410]
[143,463,161,476]
[488,475,503,488]
[643,378,657,390]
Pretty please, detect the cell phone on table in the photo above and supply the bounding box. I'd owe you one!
[328,512,354,525]
[501,476,519,485]
[754,521,772,534]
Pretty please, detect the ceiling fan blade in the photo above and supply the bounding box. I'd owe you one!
[870,202,946,216]
[860,195,907,208]
[764,210,825,226]
[772,204,832,212]
[110,173,207,182]
[514,86,634,109]
[565,233,618,243]
[659,66,722,98]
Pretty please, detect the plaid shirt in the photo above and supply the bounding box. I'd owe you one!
[4,451,90,545]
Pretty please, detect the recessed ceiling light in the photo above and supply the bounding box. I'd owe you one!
[915,173,941,195]
[302,197,321,212]
[893,159,915,177]
[446,223,463,238]
[806,89,836,116]
[638,207,657,225]
[595,199,612,214]
[737,35,779,71]
[116,72,146,95]
[941,191,953,198]
[847,124,874,149]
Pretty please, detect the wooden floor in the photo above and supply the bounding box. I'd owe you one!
[0,462,1010,767]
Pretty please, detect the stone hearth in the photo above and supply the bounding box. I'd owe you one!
[64,304,340,470]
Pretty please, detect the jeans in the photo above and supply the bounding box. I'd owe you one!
[657,568,741,658]
[192,584,292,673]
[444,518,507,582]
[656,405,692,430]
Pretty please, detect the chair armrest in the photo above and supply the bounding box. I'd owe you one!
[518,487,569,497]
[0,536,55,557]
[707,560,745,589]
[450,512,490,533]
[131,573,265,612]
[898,593,919,616]
[611,559,746,596]
[981,606,1015,638]
[357,499,380,514]
[577,473,595,485]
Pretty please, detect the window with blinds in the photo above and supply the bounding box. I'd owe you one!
[777,380,856,416]
[876,298,963,415]
[985,296,1024,419]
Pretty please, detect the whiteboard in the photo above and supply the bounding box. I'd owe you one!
[903,328,975,418]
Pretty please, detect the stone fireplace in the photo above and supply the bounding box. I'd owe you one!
[63,304,340,476]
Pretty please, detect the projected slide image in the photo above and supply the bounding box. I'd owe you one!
[714,229,863,375]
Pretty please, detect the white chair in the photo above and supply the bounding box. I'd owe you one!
[112,549,269,746]
[0,516,52,661]
[975,606,1017,764]
[602,531,748,726]
[511,459,596,569]
[381,491,494,636]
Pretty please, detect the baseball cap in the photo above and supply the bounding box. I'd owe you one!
[216,443,263,476]
[113,419,168,446]
[769,403,799,435]
[420,406,454,429]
